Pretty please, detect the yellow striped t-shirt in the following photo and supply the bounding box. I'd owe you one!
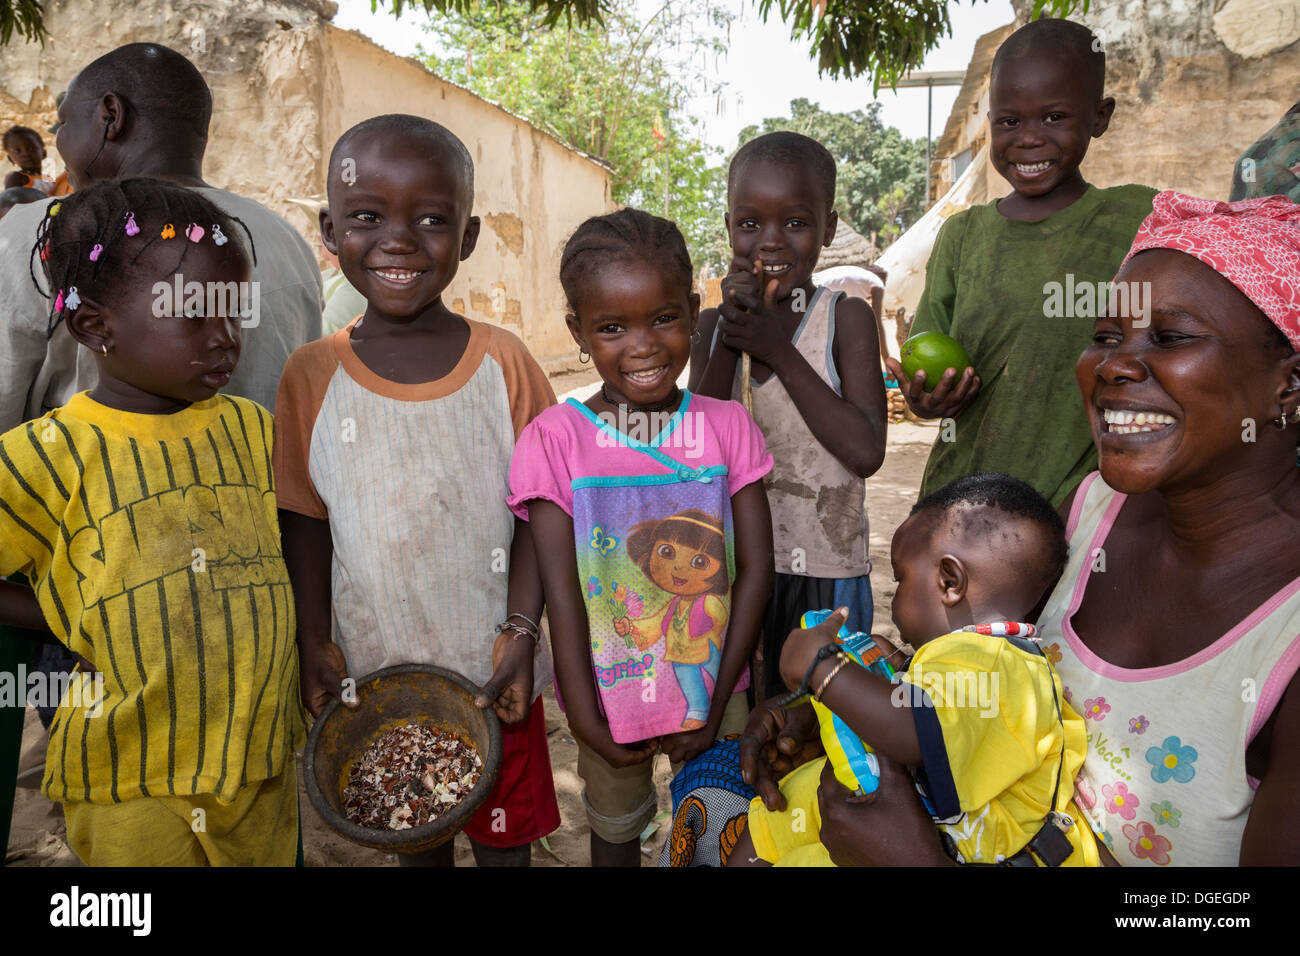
[0,392,305,804]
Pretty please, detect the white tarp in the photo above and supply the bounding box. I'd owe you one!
[876,145,991,328]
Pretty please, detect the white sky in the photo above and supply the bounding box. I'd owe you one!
[331,0,1016,150]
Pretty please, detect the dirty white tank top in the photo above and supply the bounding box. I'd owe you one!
[1037,472,1300,865]
[727,287,869,578]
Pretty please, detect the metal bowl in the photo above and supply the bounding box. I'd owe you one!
[304,664,502,853]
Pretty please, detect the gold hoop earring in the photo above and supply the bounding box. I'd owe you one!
[100,343,109,357]
[579,347,590,365]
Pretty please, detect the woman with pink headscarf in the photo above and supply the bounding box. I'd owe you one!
[775,191,1300,866]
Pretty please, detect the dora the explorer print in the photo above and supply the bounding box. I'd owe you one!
[576,480,745,743]
[615,510,729,730]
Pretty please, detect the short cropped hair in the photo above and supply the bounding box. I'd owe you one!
[74,44,213,145]
[991,17,1105,103]
[911,473,1069,592]
[328,114,474,206]
[728,130,836,214]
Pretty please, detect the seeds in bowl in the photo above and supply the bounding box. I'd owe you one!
[342,723,483,831]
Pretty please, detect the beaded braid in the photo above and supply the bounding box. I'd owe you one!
[559,208,694,316]
[30,178,257,340]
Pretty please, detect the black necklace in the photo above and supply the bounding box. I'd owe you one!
[601,383,681,413]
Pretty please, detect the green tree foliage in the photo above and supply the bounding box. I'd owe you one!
[738,98,930,249]
[382,0,1084,89]
[753,0,1085,88]
[0,0,45,46]
[416,0,733,270]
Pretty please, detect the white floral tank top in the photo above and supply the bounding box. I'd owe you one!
[1036,472,1300,865]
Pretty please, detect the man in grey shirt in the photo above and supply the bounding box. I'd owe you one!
[0,42,322,428]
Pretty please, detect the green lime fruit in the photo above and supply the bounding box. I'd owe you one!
[899,332,973,392]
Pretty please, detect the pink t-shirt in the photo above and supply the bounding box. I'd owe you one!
[508,391,772,742]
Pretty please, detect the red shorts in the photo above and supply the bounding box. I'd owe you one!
[462,695,561,848]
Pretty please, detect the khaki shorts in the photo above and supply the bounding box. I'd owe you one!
[574,692,749,844]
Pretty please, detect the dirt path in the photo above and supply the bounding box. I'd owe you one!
[4,372,936,867]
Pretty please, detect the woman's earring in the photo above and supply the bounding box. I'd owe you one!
[100,343,109,357]
[578,347,591,365]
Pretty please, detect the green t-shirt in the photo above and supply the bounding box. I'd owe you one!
[912,183,1158,507]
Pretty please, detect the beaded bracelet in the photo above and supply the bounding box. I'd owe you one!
[497,614,539,642]
[813,652,851,701]
[506,612,540,633]
[775,643,842,710]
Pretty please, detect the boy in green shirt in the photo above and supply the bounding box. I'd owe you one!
[889,18,1157,507]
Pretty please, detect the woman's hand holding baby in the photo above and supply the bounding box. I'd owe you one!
[738,698,823,811]
[817,752,953,867]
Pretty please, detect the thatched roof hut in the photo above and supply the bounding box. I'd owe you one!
[817,218,878,270]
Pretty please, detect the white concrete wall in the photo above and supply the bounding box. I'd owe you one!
[321,27,612,367]
[0,0,614,368]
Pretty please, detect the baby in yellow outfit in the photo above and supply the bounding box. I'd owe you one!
[732,473,1099,867]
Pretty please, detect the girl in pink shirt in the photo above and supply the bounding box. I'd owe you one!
[508,209,774,866]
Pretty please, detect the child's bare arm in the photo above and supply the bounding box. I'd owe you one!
[869,289,891,365]
[691,307,739,399]
[528,499,658,767]
[826,295,888,476]
[0,578,47,631]
[280,509,351,718]
[726,287,886,478]
[658,481,774,762]
[778,610,921,766]
[475,517,543,723]
[695,256,767,399]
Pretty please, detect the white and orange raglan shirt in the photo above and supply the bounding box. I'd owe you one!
[272,317,556,693]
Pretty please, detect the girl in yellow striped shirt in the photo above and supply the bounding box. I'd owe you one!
[0,179,305,865]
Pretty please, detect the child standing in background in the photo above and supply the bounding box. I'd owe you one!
[693,131,888,698]
[3,126,54,193]
[888,18,1157,508]
[0,179,303,865]
[510,209,774,866]
[274,115,559,867]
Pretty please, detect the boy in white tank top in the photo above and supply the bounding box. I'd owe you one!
[692,131,889,697]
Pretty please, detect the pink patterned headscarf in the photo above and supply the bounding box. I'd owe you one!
[1120,190,1300,350]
